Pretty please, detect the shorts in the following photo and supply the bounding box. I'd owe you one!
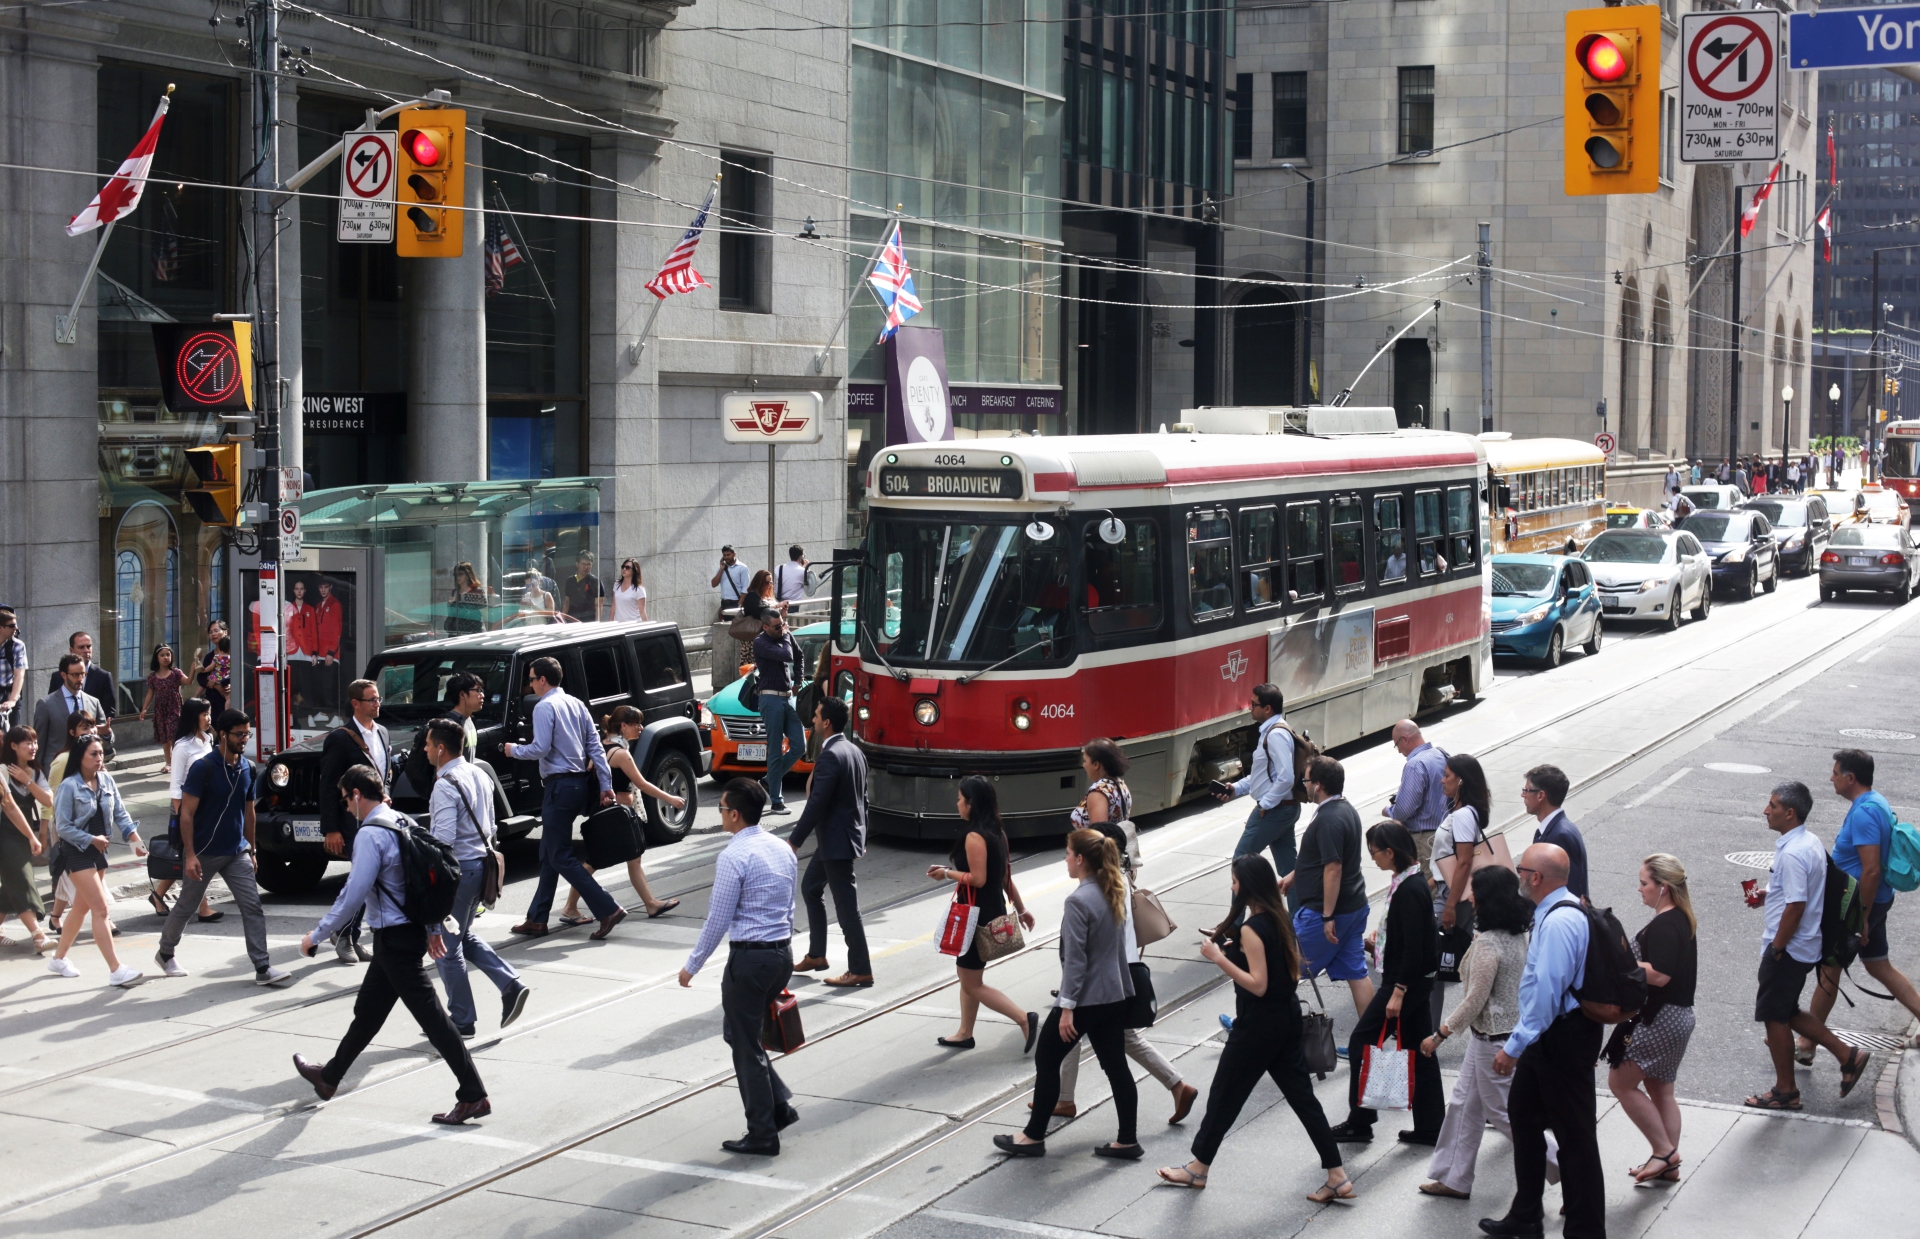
[1754,950,1815,1024]
[1295,904,1370,982]
[1861,898,1892,962]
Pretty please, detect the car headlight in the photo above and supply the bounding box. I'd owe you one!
[914,698,940,726]
[700,704,713,727]
[1636,576,1671,594]
[1721,545,1747,562]
[267,762,290,788]
[1518,605,1551,625]
[1784,534,1805,550]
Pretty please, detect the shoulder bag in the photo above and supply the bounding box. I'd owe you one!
[1120,961,1158,1028]
[937,881,980,956]
[1436,899,1477,984]
[1130,882,1176,946]
[1298,974,1339,1078]
[449,775,508,907]
[973,903,1026,963]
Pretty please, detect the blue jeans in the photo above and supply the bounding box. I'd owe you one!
[436,857,522,1028]
[759,693,806,807]
[1235,801,1300,883]
[524,772,618,923]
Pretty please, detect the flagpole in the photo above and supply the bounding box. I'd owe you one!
[53,220,117,345]
[491,183,557,312]
[811,210,898,375]
[630,173,721,364]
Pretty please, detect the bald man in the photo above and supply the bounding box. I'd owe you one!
[1480,843,1603,1239]
[1384,720,1447,868]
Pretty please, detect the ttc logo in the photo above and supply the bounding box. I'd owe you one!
[730,400,812,437]
[1220,649,1250,683]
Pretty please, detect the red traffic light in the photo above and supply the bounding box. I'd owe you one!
[1578,33,1629,82]
[402,128,444,167]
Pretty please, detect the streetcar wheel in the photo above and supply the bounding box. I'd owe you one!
[1541,627,1565,669]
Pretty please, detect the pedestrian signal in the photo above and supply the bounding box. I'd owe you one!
[1565,7,1660,196]
[183,443,243,527]
[395,107,465,257]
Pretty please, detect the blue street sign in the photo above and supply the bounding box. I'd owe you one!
[1789,6,1920,69]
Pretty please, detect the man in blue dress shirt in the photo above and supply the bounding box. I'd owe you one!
[1483,843,1602,1239]
[504,656,625,940]
[1383,719,1449,868]
[1216,684,1300,887]
[680,778,799,1156]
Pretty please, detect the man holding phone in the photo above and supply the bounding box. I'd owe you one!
[1214,684,1301,885]
[712,546,752,620]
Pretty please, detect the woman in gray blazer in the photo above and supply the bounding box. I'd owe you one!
[993,829,1140,1160]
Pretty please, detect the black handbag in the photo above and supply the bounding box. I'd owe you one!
[737,670,760,712]
[1437,900,1476,984]
[146,834,185,881]
[1120,961,1158,1029]
[580,802,645,868]
[1299,974,1339,1079]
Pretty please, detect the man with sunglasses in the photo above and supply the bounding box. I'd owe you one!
[0,608,23,731]
[318,679,391,963]
[1521,765,1589,901]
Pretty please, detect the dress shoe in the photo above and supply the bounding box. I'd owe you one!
[992,1133,1045,1157]
[500,985,531,1029]
[792,955,830,972]
[432,1097,492,1126]
[455,1023,476,1039]
[1169,1081,1199,1124]
[1094,1143,1144,1160]
[775,1104,801,1130]
[331,932,357,963]
[510,921,549,938]
[1327,1120,1374,1143]
[293,1053,336,1101]
[1027,1100,1078,1117]
[722,1135,780,1156]
[590,908,628,940]
[1477,1216,1545,1237]
[823,973,874,987]
[1397,1129,1440,1147]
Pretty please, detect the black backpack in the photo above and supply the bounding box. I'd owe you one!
[1547,901,1647,1024]
[369,812,461,926]
[1820,856,1868,972]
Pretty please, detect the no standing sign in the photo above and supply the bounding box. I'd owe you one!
[1680,10,1780,163]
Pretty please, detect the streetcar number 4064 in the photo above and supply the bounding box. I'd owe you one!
[1038,704,1074,719]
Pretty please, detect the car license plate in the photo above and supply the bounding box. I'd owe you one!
[1602,600,1626,612]
[291,822,326,843]
[737,743,767,762]
[1850,556,1869,567]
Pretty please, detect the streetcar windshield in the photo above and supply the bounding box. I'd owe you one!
[1491,564,1557,596]
[866,517,1076,666]
[1887,437,1920,478]
[1582,533,1671,564]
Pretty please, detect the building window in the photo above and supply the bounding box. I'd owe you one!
[1272,72,1308,160]
[1398,66,1434,155]
[1233,73,1253,162]
[1661,90,1677,185]
[719,152,770,313]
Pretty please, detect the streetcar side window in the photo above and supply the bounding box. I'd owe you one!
[1187,509,1235,620]
[1375,494,1408,586]
[1286,500,1325,600]
[1240,506,1281,609]
[1446,485,1477,570]
[1085,519,1163,636]
[1331,496,1364,592]
[1414,489,1446,575]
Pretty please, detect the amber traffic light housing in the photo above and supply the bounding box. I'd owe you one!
[183,443,243,527]
[1565,7,1660,196]
[395,106,466,257]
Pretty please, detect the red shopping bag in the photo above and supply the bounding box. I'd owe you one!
[1356,1019,1415,1111]
[937,882,979,957]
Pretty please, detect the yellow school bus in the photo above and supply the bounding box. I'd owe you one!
[1482,434,1608,556]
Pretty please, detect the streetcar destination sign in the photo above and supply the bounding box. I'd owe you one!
[877,466,1025,499]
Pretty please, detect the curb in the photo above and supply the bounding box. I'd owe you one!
[1886,1016,1919,1141]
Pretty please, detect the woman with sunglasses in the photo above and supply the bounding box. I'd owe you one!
[612,559,648,621]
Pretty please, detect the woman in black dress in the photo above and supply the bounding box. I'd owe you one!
[926,776,1038,1051]
[1328,821,1444,1144]
[1607,852,1698,1185]
[1159,854,1353,1201]
[0,726,49,950]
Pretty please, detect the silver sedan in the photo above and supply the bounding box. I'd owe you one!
[1820,523,1920,602]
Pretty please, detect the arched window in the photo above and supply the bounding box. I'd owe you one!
[115,550,144,690]
[1619,280,1642,452]
[1650,285,1672,454]
[208,539,228,627]
[165,546,180,652]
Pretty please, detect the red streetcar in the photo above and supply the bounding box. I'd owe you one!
[830,406,1493,838]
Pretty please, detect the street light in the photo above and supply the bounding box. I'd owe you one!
[1829,382,1843,487]
[1780,383,1793,488]
[1279,162,1316,405]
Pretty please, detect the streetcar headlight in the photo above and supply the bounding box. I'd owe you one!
[1013,713,1032,730]
[858,706,871,721]
[268,762,290,788]
[914,698,940,726]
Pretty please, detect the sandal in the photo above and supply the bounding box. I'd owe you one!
[647,899,680,919]
[1743,1087,1802,1110]
[1630,1151,1679,1184]
[557,914,592,928]
[1306,1179,1358,1204]
[1156,1164,1208,1189]
[31,935,52,954]
[1840,1048,1872,1098]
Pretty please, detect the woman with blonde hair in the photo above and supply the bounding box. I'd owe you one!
[1607,852,1698,1185]
[992,828,1140,1161]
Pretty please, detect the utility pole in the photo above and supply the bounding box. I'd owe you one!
[1478,220,1493,432]
[1727,196,1744,467]
[247,0,283,753]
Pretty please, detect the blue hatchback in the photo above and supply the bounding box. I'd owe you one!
[1490,554,1603,667]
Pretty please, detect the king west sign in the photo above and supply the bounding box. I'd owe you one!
[720,391,825,444]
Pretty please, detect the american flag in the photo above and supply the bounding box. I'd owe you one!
[645,176,719,300]
[484,214,523,297]
[868,223,921,342]
[1739,163,1780,238]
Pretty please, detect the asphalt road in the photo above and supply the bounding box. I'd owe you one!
[5,549,1920,1239]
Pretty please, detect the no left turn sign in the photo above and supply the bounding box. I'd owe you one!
[342,131,396,202]
[1679,10,1780,163]
[1594,431,1618,455]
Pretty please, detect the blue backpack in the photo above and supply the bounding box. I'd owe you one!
[1886,819,1920,893]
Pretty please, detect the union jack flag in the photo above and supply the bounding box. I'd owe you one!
[868,223,921,342]
[645,176,718,300]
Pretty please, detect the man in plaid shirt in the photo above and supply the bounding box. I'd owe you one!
[0,608,25,730]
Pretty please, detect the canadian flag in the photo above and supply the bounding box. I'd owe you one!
[67,92,170,237]
[1816,204,1833,260]
[1739,163,1781,238]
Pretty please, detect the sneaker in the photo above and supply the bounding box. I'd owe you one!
[764,803,791,816]
[1335,1044,1350,1060]
[455,1023,476,1039]
[255,966,293,987]
[107,965,145,988]
[155,953,188,978]
[332,933,357,964]
[47,956,80,978]
[1218,1014,1234,1032]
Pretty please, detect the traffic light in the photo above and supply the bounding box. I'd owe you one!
[1564,7,1660,196]
[183,444,242,527]
[395,107,465,257]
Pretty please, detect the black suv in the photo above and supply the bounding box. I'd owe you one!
[250,620,706,894]
[1739,494,1832,575]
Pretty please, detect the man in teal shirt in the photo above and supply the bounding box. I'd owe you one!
[1806,748,1920,1055]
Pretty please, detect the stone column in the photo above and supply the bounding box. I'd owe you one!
[406,126,486,482]
[0,11,112,669]
[590,131,661,603]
